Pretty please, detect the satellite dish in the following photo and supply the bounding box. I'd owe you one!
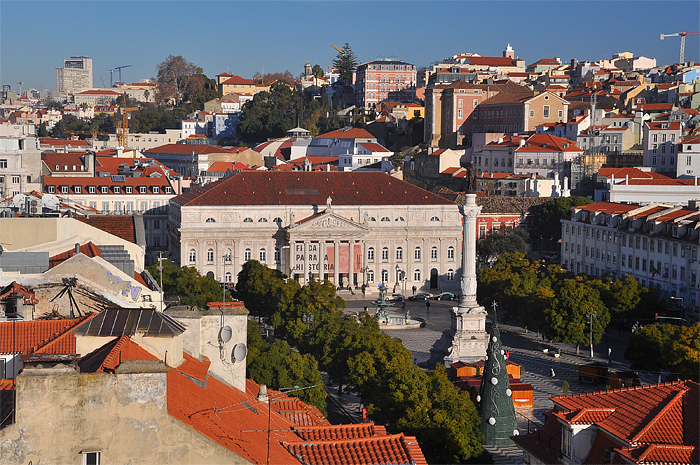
[218,325,232,343]
[231,343,248,363]
[41,193,61,211]
[12,194,28,209]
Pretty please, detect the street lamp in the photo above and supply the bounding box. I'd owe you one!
[222,252,231,310]
[587,311,597,358]
[395,264,401,290]
[157,251,164,312]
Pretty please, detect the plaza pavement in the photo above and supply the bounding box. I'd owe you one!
[331,290,650,465]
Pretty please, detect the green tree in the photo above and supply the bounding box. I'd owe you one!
[246,321,327,415]
[234,260,290,322]
[37,122,49,137]
[332,43,359,84]
[625,323,699,382]
[543,277,609,345]
[312,64,324,78]
[477,228,530,262]
[155,55,204,106]
[529,196,593,242]
[237,81,302,143]
[145,259,226,308]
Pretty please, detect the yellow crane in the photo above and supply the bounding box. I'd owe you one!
[330,43,344,55]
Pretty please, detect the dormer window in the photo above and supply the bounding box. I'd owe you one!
[113,186,121,194]
[74,186,82,193]
[88,186,95,194]
[100,186,108,194]
[152,186,160,193]
[125,186,133,194]
[55,165,59,170]
[164,186,172,193]
[47,185,55,193]
[139,186,147,194]
[60,185,68,194]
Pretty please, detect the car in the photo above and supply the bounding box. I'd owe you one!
[385,293,404,302]
[409,292,431,301]
[434,292,457,301]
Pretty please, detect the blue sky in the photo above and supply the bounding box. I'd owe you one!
[2,1,699,92]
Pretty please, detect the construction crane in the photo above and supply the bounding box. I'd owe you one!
[115,65,132,83]
[660,31,700,63]
[330,43,343,55]
[107,69,115,87]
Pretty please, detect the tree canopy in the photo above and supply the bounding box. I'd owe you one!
[477,228,530,262]
[529,196,593,242]
[145,259,227,309]
[236,81,301,143]
[332,43,359,84]
[625,323,699,382]
[155,55,204,106]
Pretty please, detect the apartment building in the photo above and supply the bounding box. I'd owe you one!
[355,59,417,109]
[55,56,93,93]
[473,91,569,134]
[643,121,681,174]
[561,202,700,311]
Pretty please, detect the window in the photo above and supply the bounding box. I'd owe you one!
[125,186,133,194]
[414,247,421,261]
[225,272,232,283]
[258,217,268,222]
[100,186,108,194]
[414,269,421,281]
[244,248,251,261]
[381,269,389,283]
[368,247,375,262]
[206,217,216,223]
[431,246,438,261]
[113,186,121,194]
[562,429,571,458]
[259,248,266,263]
[126,202,133,213]
[139,186,147,194]
[224,249,232,264]
[207,249,214,264]
[396,247,403,262]
[189,249,196,265]
[447,246,455,261]
[395,216,405,222]
[273,217,283,224]
[102,202,109,213]
[82,451,101,465]
[0,159,6,169]
[367,270,375,283]
[447,269,454,281]
[543,105,550,118]
[274,248,280,263]
[88,186,96,193]
[430,216,440,222]
[243,217,253,223]
[529,110,535,117]
[380,216,390,222]
[382,247,389,262]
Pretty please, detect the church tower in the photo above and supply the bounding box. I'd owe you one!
[303,61,313,79]
[503,43,515,58]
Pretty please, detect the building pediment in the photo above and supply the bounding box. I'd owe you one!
[290,211,369,234]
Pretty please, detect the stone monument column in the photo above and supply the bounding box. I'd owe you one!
[437,193,489,365]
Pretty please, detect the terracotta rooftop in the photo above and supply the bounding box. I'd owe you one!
[144,144,244,156]
[48,242,102,268]
[515,134,583,153]
[79,335,159,373]
[0,316,92,355]
[39,137,90,147]
[76,215,137,243]
[315,127,375,140]
[172,171,454,207]
[359,142,391,153]
[0,281,38,305]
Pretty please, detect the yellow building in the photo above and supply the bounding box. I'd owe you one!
[216,73,269,95]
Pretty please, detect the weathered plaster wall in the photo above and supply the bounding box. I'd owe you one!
[0,363,251,464]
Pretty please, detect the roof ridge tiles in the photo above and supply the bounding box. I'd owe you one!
[629,386,689,444]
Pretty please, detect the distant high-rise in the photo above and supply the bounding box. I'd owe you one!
[55,56,93,93]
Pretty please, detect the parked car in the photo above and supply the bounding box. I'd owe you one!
[386,293,404,302]
[433,292,457,301]
[408,292,431,301]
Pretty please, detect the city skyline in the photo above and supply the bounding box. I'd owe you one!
[1,1,699,93]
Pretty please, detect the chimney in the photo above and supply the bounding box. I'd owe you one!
[258,384,269,402]
[75,243,80,255]
[564,176,569,191]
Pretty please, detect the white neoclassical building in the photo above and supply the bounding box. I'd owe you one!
[168,171,463,291]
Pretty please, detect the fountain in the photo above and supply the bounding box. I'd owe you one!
[373,284,423,330]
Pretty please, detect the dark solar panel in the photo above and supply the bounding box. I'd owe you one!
[137,310,152,332]
[84,312,104,336]
[100,309,118,336]
[112,310,129,336]
[123,309,141,335]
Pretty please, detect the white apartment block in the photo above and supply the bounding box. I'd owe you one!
[55,56,93,93]
[643,121,681,173]
[561,202,700,314]
[677,136,700,178]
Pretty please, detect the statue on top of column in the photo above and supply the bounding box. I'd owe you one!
[326,196,333,210]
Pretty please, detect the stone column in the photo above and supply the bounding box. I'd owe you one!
[349,240,355,287]
[322,240,327,280]
[334,240,340,286]
[459,194,481,310]
[304,240,309,284]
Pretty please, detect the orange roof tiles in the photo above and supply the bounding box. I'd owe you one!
[646,121,681,130]
[172,171,454,207]
[515,134,583,153]
[207,161,249,172]
[0,282,38,305]
[575,202,639,215]
[0,316,91,355]
[77,216,137,243]
[79,335,159,373]
[220,75,256,85]
[39,137,90,147]
[49,242,102,269]
[359,142,390,153]
[144,144,243,156]
[316,127,375,140]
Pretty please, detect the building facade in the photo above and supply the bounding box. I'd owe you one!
[169,171,463,291]
[355,59,417,109]
[642,121,681,174]
[55,56,93,94]
[561,201,700,313]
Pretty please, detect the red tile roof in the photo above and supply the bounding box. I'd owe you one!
[144,144,243,156]
[172,171,454,207]
[39,137,90,147]
[0,316,91,355]
[41,152,87,172]
[49,242,102,269]
[220,75,256,85]
[316,128,375,140]
[467,56,519,67]
[207,161,249,172]
[575,202,640,215]
[598,167,668,180]
[358,142,390,153]
[173,352,211,382]
[636,103,675,111]
[79,335,159,373]
[515,134,583,153]
[76,215,137,243]
[44,176,172,195]
[0,282,38,305]
[646,121,682,130]
[75,89,122,96]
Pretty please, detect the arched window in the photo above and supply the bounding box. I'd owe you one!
[259,248,266,263]
[396,247,403,262]
[414,247,421,261]
[273,217,282,224]
[414,269,421,281]
[224,249,232,264]
[430,216,440,222]
[381,269,388,283]
[447,246,455,261]
[189,249,196,265]
[225,272,232,283]
[431,246,438,261]
[207,248,214,264]
[205,217,216,223]
[447,269,454,281]
[243,217,253,223]
[367,217,376,222]
[367,247,375,263]
[380,216,391,222]
[258,217,268,222]
[274,248,280,263]
[206,271,214,279]
[244,248,251,261]
[381,247,389,262]
[395,216,405,222]
[367,270,375,283]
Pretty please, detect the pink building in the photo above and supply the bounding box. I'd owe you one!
[355,59,417,108]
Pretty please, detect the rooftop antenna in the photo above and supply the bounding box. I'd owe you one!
[50,277,84,318]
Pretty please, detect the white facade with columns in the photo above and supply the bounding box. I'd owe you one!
[168,171,463,291]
